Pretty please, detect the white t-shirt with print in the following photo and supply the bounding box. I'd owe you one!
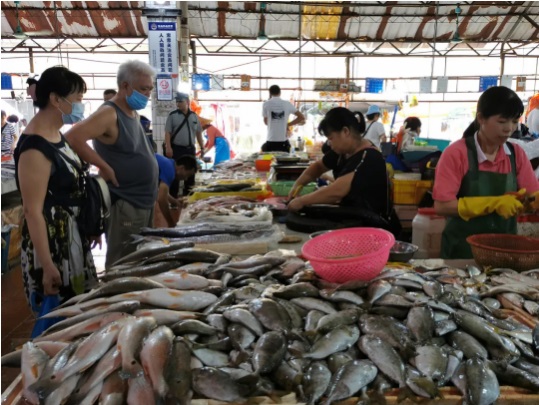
[262,97,297,142]
[363,120,385,148]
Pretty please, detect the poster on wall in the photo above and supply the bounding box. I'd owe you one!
[148,21,179,77]
[156,74,173,101]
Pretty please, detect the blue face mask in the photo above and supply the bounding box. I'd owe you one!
[126,89,149,110]
[60,99,85,124]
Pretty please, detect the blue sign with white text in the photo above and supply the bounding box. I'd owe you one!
[149,22,176,31]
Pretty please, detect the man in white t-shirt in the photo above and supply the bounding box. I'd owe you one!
[261,85,305,152]
[363,105,386,149]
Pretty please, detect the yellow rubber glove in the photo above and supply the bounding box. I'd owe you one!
[458,195,524,221]
[530,190,539,212]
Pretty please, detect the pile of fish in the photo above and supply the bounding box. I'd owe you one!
[180,196,272,223]
[4,249,539,405]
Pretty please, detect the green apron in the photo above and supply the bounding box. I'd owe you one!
[441,137,517,259]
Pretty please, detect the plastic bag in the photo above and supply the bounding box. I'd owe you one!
[30,295,63,338]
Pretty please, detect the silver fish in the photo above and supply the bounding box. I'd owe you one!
[466,358,499,405]
[192,367,250,402]
[148,270,210,290]
[21,342,50,405]
[304,325,360,360]
[248,298,291,332]
[412,345,448,382]
[448,330,489,360]
[324,360,378,405]
[316,309,360,335]
[290,297,337,314]
[31,321,125,399]
[111,241,195,266]
[140,326,175,397]
[252,331,287,374]
[78,277,165,302]
[118,316,157,379]
[358,335,406,387]
[406,306,434,342]
[302,361,332,405]
[223,307,264,336]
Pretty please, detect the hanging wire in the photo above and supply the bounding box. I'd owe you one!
[54,2,63,65]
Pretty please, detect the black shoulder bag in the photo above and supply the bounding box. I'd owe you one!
[48,146,111,238]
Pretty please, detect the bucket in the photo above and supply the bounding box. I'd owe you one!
[412,207,446,259]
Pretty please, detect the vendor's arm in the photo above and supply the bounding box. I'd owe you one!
[288,110,306,127]
[65,106,119,186]
[157,182,176,227]
[288,160,329,199]
[204,126,219,151]
[18,150,62,295]
[196,127,205,157]
[434,200,459,217]
[288,172,352,212]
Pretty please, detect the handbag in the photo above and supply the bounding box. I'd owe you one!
[30,294,63,338]
[49,146,111,238]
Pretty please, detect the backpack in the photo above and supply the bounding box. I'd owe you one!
[50,147,111,238]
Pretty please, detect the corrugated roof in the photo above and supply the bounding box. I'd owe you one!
[1,1,538,55]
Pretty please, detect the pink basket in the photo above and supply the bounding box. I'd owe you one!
[302,227,395,283]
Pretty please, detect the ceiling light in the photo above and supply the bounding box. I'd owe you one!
[13,24,27,40]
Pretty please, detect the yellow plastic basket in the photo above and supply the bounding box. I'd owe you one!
[392,179,433,205]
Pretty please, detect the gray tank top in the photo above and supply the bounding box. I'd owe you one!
[93,101,158,209]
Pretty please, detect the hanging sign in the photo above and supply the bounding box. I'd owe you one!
[479,76,498,92]
[436,76,448,93]
[419,77,432,93]
[241,75,251,91]
[516,76,526,92]
[148,22,179,77]
[500,75,513,88]
[156,74,173,101]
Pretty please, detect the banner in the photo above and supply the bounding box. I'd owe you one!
[148,21,178,76]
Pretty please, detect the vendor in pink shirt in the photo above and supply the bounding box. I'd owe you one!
[433,86,539,259]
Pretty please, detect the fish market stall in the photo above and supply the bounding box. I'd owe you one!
[2,235,539,405]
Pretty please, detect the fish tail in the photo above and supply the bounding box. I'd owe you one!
[119,362,144,380]
[28,377,61,401]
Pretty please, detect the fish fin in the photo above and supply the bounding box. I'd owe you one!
[236,373,260,388]
[396,386,418,404]
[360,302,373,311]
[370,390,388,405]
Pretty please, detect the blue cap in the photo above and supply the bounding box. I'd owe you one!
[175,92,189,101]
[366,105,381,115]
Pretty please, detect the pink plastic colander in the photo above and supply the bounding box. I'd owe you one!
[302,227,395,283]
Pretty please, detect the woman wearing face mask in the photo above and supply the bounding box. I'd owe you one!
[13,66,98,312]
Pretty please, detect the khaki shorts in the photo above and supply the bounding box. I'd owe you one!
[105,199,154,268]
